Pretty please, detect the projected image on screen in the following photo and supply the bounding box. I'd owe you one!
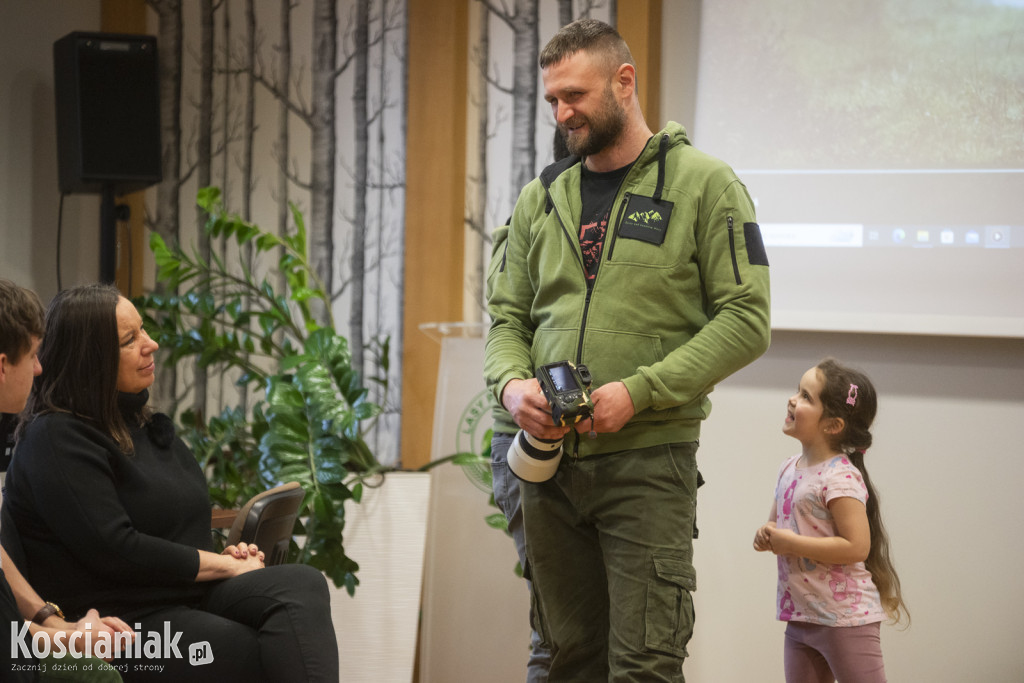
[694,0,1024,337]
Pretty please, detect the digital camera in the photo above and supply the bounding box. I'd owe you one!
[507,360,593,483]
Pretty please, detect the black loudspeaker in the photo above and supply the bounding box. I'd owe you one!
[53,32,162,195]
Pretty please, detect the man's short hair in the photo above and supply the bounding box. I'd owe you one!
[0,279,44,363]
[539,18,634,72]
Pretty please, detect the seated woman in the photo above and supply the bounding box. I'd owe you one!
[2,284,338,682]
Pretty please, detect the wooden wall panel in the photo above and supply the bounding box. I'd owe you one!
[617,0,662,127]
[401,0,469,469]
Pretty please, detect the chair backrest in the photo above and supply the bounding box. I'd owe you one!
[225,482,304,566]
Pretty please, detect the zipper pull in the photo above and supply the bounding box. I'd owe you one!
[726,215,742,285]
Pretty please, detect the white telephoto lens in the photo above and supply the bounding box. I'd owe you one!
[507,429,563,482]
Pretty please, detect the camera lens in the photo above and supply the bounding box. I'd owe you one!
[506,430,563,483]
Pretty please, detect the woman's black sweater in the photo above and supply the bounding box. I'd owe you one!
[1,391,210,620]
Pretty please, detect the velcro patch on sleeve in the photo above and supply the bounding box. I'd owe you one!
[744,222,769,266]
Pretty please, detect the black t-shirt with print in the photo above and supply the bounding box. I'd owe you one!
[579,163,631,286]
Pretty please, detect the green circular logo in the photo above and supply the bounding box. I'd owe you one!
[456,388,493,455]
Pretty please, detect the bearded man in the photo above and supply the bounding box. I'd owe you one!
[485,18,771,682]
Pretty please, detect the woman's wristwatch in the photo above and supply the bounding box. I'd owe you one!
[31,601,64,624]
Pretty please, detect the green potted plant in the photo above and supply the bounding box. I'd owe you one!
[138,187,389,594]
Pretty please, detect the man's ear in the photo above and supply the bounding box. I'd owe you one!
[0,353,7,383]
[615,63,636,97]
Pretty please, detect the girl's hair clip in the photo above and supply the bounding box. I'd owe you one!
[846,384,858,407]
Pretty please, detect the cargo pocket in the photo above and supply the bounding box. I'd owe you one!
[644,553,696,657]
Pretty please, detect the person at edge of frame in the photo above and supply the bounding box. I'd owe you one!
[0,278,130,682]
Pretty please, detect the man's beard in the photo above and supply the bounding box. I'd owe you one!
[561,85,626,159]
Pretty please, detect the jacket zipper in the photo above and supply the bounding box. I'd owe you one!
[546,188,587,277]
[727,216,742,285]
[605,191,631,262]
[575,287,592,367]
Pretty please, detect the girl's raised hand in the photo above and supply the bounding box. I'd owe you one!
[753,521,776,552]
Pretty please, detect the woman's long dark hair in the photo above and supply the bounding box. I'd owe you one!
[817,357,909,625]
[21,284,136,453]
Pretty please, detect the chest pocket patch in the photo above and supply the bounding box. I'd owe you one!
[619,194,674,246]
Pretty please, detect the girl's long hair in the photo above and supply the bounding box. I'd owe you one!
[21,284,135,453]
[817,357,910,625]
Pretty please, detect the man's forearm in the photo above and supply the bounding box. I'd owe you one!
[1,546,55,624]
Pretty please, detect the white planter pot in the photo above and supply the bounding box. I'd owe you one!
[329,470,432,682]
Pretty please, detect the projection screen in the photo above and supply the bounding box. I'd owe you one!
[691,0,1024,337]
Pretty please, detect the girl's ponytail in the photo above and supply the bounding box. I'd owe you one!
[848,449,909,625]
[817,358,910,625]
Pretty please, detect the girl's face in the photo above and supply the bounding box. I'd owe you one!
[115,296,159,394]
[783,366,830,448]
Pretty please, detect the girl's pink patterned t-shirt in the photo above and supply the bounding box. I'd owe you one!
[773,454,885,627]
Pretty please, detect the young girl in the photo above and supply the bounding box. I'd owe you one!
[753,358,908,682]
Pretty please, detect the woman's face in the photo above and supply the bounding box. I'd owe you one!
[115,296,159,394]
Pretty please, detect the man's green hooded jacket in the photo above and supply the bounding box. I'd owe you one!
[485,122,771,457]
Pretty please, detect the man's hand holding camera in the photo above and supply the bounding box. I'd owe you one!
[503,361,636,483]
[501,378,572,440]
[503,366,635,439]
[574,381,635,435]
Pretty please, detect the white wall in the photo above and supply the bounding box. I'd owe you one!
[664,3,1024,681]
[0,0,102,297]
[689,332,1024,682]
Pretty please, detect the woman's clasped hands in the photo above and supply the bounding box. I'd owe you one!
[222,542,266,572]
